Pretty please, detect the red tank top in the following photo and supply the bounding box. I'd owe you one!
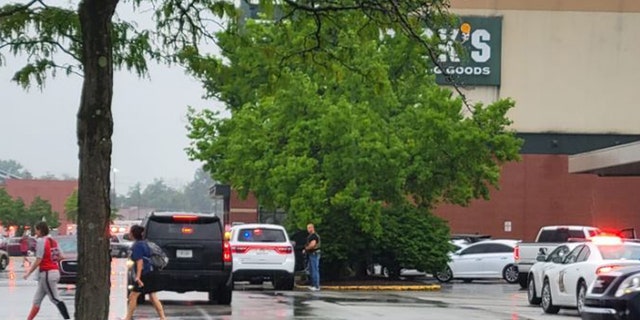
[39,237,60,272]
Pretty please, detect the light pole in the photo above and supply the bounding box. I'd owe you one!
[112,168,119,211]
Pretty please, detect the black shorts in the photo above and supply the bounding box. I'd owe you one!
[131,273,157,294]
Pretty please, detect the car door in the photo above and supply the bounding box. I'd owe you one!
[555,245,589,305]
[480,243,514,278]
[450,243,489,278]
[547,245,582,301]
[531,245,570,298]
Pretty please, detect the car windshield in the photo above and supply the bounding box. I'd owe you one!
[237,228,286,243]
[598,244,640,260]
[55,237,78,254]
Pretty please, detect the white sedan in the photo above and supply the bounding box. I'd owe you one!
[435,239,520,283]
[527,242,582,305]
[539,237,640,315]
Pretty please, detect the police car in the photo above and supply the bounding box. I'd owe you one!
[538,236,640,315]
[528,242,583,305]
[229,224,296,290]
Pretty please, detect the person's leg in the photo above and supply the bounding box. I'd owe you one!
[308,253,319,289]
[28,273,47,320]
[314,253,321,289]
[124,291,140,320]
[44,271,70,319]
[148,292,166,319]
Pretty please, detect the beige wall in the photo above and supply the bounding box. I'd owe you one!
[449,7,640,134]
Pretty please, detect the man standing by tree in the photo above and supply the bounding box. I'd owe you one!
[303,223,321,291]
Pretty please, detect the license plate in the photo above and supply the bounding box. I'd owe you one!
[176,249,193,258]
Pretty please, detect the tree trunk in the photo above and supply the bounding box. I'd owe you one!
[76,0,119,319]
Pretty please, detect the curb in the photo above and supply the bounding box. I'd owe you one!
[295,284,441,291]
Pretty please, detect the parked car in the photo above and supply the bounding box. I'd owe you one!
[527,242,583,305]
[6,236,37,256]
[435,239,520,284]
[229,223,295,290]
[110,234,132,258]
[582,265,640,320]
[131,212,232,305]
[0,235,7,251]
[0,249,9,270]
[539,237,640,315]
[54,235,78,284]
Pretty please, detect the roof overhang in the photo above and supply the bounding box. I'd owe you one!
[569,140,640,176]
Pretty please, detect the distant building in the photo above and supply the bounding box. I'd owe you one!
[2,179,77,235]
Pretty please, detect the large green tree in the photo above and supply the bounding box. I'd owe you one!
[185,8,522,275]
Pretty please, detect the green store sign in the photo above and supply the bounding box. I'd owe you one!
[428,16,503,86]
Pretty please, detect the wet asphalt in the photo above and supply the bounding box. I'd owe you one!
[0,258,579,320]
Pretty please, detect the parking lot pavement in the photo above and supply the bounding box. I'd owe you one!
[2,258,581,320]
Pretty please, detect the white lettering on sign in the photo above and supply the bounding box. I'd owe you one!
[425,27,492,64]
[432,66,490,75]
[471,29,491,63]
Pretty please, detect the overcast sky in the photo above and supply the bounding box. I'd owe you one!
[0,55,226,195]
[0,1,231,195]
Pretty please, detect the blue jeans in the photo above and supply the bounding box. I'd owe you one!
[308,252,320,288]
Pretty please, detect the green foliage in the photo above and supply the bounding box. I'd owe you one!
[27,196,58,228]
[64,189,78,223]
[0,190,58,233]
[375,204,452,276]
[184,8,522,275]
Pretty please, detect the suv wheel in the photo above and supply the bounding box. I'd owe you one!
[209,285,233,305]
[274,275,295,291]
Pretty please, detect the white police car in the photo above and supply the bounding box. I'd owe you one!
[229,224,296,290]
[539,237,640,315]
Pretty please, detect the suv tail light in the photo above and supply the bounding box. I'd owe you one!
[223,241,232,262]
[514,245,520,261]
[275,246,293,254]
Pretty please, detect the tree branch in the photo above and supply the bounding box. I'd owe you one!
[0,0,38,18]
[0,38,81,62]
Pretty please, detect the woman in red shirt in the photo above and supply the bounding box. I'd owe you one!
[23,221,70,320]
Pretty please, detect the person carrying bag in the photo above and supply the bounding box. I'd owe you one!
[23,221,70,320]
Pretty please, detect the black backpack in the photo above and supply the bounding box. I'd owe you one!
[145,241,169,270]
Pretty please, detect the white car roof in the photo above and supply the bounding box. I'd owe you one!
[230,223,287,230]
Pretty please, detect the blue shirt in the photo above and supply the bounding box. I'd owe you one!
[130,241,152,275]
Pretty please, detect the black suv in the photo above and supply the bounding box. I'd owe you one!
[128,212,233,304]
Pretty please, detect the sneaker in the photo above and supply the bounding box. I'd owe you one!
[309,286,320,292]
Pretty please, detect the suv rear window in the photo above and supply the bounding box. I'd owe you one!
[237,228,286,243]
[146,216,222,240]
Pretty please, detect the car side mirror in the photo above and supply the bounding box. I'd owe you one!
[536,254,547,262]
[551,256,563,264]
